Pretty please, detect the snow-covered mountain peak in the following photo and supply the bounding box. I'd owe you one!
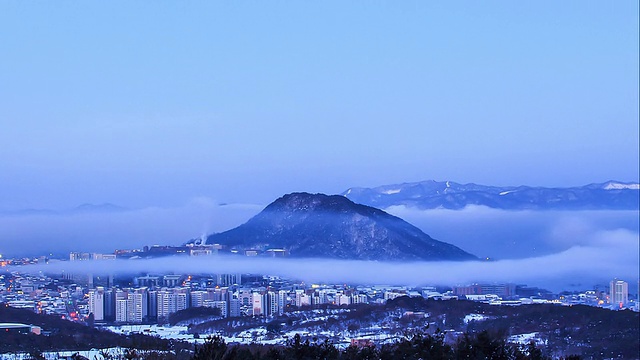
[603,182,640,190]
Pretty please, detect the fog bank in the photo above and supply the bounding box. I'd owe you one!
[17,227,638,292]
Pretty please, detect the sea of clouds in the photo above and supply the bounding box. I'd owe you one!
[2,200,638,292]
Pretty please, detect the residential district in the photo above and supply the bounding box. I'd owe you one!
[0,246,637,335]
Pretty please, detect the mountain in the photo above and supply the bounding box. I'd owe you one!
[70,203,129,214]
[342,180,640,210]
[0,203,129,217]
[205,192,476,261]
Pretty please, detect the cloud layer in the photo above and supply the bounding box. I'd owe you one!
[15,227,637,293]
[3,203,638,292]
[386,205,639,259]
[0,199,262,257]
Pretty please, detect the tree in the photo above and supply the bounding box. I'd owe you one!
[193,336,228,360]
[87,312,95,328]
[525,340,546,360]
[266,321,282,334]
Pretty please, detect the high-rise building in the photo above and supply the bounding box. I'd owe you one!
[238,289,252,307]
[135,288,149,320]
[337,294,351,306]
[191,290,207,308]
[175,291,189,312]
[156,289,173,319]
[229,298,241,317]
[203,300,228,317]
[156,288,190,320]
[215,274,241,286]
[88,287,105,321]
[252,292,263,316]
[104,289,116,321]
[610,280,629,307]
[277,290,288,315]
[127,291,144,323]
[147,290,158,321]
[115,290,128,323]
[163,275,183,288]
[135,276,160,288]
[265,291,278,316]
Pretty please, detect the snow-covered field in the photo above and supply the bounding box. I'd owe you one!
[104,323,404,348]
[107,324,194,342]
[463,313,489,324]
[508,332,546,346]
[0,347,138,360]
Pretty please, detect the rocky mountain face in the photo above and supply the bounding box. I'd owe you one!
[206,192,476,261]
[342,180,640,210]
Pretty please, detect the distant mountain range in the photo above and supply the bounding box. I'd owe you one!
[206,192,476,261]
[342,180,640,210]
[0,203,129,216]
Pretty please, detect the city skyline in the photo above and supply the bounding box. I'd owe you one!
[0,1,638,314]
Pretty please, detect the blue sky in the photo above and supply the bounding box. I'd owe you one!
[1,1,638,209]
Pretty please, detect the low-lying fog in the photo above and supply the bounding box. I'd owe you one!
[2,200,638,292]
[385,205,639,260]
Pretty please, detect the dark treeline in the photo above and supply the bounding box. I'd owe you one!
[190,331,578,360]
[187,298,639,359]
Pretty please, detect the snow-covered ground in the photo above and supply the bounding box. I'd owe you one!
[508,332,546,346]
[463,313,489,324]
[0,347,140,360]
[107,324,194,342]
[102,322,409,349]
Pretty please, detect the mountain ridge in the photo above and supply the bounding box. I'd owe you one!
[342,180,640,210]
[205,192,476,261]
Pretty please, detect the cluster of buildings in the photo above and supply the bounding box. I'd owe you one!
[451,280,638,309]
[85,275,395,324]
[0,250,638,327]
[68,242,289,261]
[1,268,398,325]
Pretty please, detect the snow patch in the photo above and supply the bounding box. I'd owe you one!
[463,313,489,324]
[382,189,401,195]
[508,332,546,346]
[604,182,640,190]
[107,324,193,341]
[499,191,514,196]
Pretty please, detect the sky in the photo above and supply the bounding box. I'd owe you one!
[0,2,638,291]
[0,1,638,210]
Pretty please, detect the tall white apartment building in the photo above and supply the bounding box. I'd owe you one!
[610,280,629,307]
[157,289,174,319]
[157,288,189,320]
[127,292,144,323]
[266,291,278,316]
[203,300,228,317]
[277,290,288,315]
[352,294,368,304]
[88,287,105,321]
[238,289,252,307]
[229,298,241,317]
[296,292,311,307]
[175,290,189,313]
[337,294,351,306]
[191,290,208,307]
[252,292,263,316]
[115,289,128,323]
